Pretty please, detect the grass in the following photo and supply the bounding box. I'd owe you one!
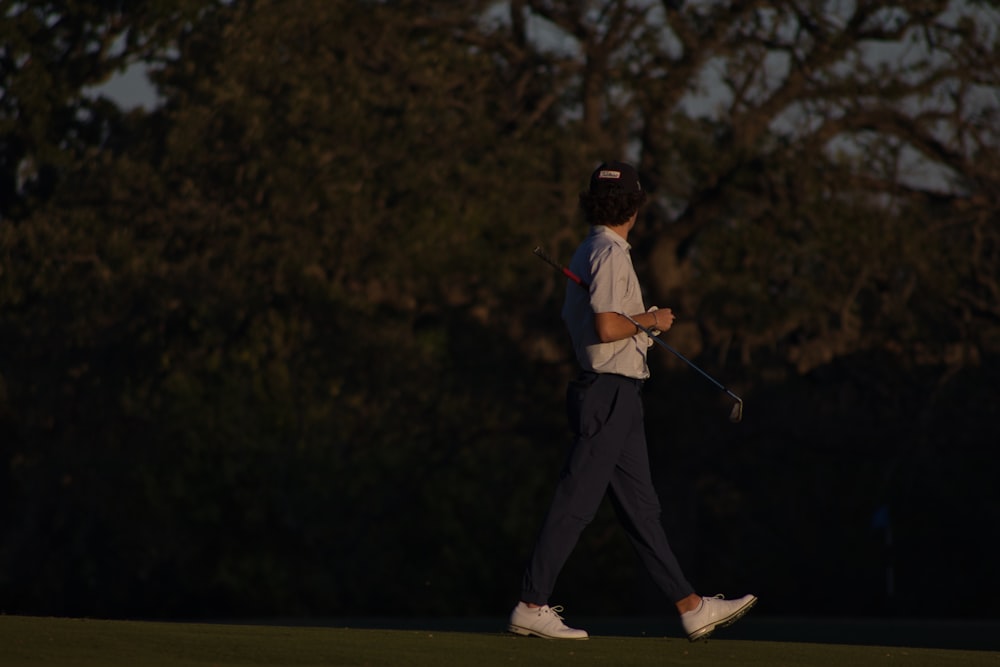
[2,615,998,667]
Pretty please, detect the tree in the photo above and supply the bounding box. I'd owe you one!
[2,0,998,619]
[1,0,582,616]
[0,1,209,220]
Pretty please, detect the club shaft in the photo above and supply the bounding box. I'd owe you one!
[621,312,740,402]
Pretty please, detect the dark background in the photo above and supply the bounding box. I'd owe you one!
[2,1,998,622]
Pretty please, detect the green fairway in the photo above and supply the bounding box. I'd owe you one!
[1,615,997,667]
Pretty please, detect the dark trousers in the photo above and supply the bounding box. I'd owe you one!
[520,372,695,606]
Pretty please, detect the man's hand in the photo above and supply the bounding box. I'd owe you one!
[648,306,675,333]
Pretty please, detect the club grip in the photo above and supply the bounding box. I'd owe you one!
[534,246,589,288]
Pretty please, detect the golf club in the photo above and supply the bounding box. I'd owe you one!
[533,246,744,423]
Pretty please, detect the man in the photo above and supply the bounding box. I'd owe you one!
[509,161,756,641]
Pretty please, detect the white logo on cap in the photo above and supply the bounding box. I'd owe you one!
[598,170,622,179]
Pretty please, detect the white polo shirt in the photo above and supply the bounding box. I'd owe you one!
[561,226,651,379]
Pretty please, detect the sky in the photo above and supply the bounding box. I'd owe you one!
[93,63,159,110]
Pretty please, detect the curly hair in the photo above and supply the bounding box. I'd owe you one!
[579,189,647,227]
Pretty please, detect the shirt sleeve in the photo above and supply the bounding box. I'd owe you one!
[588,244,630,314]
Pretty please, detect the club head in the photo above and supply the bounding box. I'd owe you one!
[729,399,743,423]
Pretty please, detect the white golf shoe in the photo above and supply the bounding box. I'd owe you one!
[508,603,589,639]
[681,594,757,641]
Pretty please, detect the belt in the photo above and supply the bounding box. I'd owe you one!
[580,371,646,388]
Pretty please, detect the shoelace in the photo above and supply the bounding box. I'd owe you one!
[543,605,567,619]
[686,594,723,615]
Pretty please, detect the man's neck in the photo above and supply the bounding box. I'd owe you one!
[604,217,635,241]
[606,224,628,241]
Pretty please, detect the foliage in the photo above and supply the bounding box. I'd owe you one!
[1,0,998,619]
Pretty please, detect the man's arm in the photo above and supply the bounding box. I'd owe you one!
[594,309,674,343]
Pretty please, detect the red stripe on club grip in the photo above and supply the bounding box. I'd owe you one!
[562,267,587,288]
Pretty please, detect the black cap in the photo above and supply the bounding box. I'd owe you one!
[589,161,641,196]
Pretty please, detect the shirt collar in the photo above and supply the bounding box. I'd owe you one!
[592,225,631,251]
